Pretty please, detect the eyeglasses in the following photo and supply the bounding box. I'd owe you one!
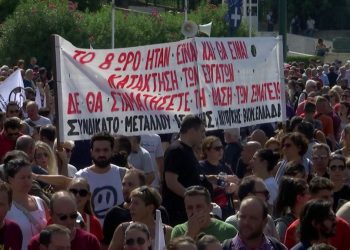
[253,190,270,200]
[329,165,346,171]
[312,155,329,161]
[212,146,223,151]
[282,143,293,148]
[56,212,78,221]
[125,237,146,246]
[69,188,89,197]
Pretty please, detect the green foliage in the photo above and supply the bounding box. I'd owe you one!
[0,1,249,67]
[0,0,20,23]
[0,0,89,67]
[286,55,322,66]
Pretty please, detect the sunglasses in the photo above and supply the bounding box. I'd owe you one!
[125,237,146,246]
[57,212,78,221]
[212,146,223,151]
[69,188,89,197]
[329,165,346,171]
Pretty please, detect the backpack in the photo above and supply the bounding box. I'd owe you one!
[222,236,285,250]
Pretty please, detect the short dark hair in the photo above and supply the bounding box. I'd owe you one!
[124,222,150,239]
[90,132,114,150]
[329,153,346,168]
[309,176,334,195]
[184,185,211,204]
[255,149,279,172]
[304,102,316,113]
[179,115,204,134]
[2,150,29,165]
[39,224,70,247]
[196,235,220,250]
[238,175,261,201]
[299,199,333,242]
[296,121,314,140]
[168,236,196,250]
[125,169,146,186]
[241,196,268,219]
[3,117,21,130]
[39,125,56,143]
[0,182,12,205]
[284,161,306,178]
[6,101,20,113]
[4,158,31,181]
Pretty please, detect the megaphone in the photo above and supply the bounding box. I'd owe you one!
[181,21,199,38]
[198,22,212,37]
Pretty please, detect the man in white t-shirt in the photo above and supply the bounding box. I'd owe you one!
[25,101,51,127]
[128,136,155,185]
[141,134,164,189]
[75,132,127,225]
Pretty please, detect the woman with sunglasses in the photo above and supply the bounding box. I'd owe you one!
[275,132,311,184]
[108,186,172,250]
[274,177,310,241]
[33,141,58,175]
[199,136,236,219]
[123,223,152,250]
[68,177,103,241]
[4,158,48,250]
[328,154,350,212]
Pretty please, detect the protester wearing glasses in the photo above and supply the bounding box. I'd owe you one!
[28,191,100,250]
[123,223,152,250]
[275,132,311,184]
[171,186,236,243]
[109,186,172,250]
[199,136,237,219]
[4,158,48,250]
[0,117,22,162]
[33,141,57,176]
[225,176,279,239]
[328,154,350,212]
[68,177,103,241]
[311,143,331,178]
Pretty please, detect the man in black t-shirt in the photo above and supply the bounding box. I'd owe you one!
[162,115,206,226]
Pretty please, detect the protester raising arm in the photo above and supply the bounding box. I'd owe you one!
[32,173,72,190]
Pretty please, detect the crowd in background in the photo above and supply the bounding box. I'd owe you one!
[2,53,350,250]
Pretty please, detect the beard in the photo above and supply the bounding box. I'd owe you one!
[92,156,111,168]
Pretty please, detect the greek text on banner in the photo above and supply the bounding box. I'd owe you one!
[55,35,286,141]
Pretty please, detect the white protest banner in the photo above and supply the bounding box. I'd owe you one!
[0,69,25,111]
[55,35,285,141]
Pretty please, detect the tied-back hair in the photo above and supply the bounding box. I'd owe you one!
[275,177,308,217]
[68,177,93,215]
[255,148,280,172]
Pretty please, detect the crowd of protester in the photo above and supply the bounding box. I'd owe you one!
[1,51,350,250]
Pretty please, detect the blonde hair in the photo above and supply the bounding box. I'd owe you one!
[34,141,57,175]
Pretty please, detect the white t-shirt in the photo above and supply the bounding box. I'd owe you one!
[68,163,78,177]
[6,196,47,250]
[25,115,52,126]
[264,177,278,206]
[74,164,125,225]
[128,146,154,174]
[141,134,164,188]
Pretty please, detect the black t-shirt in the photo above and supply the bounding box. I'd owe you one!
[223,142,242,173]
[199,160,233,176]
[162,140,202,226]
[333,185,350,212]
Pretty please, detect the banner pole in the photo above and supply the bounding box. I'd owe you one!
[50,34,62,148]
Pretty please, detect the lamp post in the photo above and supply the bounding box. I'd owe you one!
[111,0,115,49]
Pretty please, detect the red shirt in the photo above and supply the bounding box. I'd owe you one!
[0,131,16,162]
[28,228,100,250]
[0,219,22,250]
[82,213,103,241]
[284,216,350,249]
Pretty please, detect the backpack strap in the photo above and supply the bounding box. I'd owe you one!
[267,236,285,250]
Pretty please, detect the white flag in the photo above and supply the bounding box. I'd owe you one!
[154,209,165,250]
[35,86,46,109]
[0,69,25,111]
